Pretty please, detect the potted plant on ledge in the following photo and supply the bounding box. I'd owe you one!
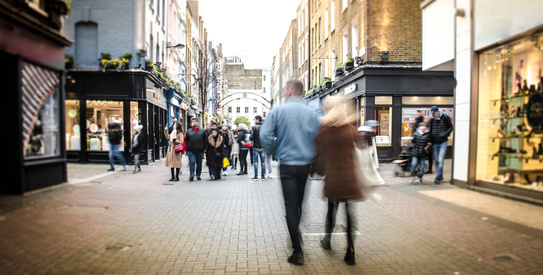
[335,63,345,77]
[345,57,355,72]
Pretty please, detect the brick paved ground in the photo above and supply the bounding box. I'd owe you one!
[0,156,542,274]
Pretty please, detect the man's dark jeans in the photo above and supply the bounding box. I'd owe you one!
[188,150,204,177]
[279,164,310,251]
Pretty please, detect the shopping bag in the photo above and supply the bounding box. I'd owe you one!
[354,145,385,201]
[223,157,230,168]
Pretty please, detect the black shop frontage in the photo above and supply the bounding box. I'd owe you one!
[321,65,456,162]
[65,69,176,165]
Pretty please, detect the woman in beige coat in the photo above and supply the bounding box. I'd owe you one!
[164,122,183,181]
[312,96,363,265]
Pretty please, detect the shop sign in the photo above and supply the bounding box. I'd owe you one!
[526,93,543,128]
[180,102,189,111]
[344,83,357,95]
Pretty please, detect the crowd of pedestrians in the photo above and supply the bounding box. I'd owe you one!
[108,78,453,267]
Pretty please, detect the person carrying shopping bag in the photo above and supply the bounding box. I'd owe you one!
[164,122,184,182]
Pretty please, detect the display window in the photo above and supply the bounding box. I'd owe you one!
[66,100,81,151]
[477,32,543,191]
[22,62,61,158]
[374,107,392,146]
[86,100,124,151]
[130,102,142,137]
[401,107,454,147]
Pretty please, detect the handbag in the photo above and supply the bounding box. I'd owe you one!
[223,157,230,168]
[174,143,183,153]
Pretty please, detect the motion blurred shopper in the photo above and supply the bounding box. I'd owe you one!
[260,79,320,265]
[251,115,266,181]
[131,125,144,174]
[185,118,206,181]
[205,128,224,181]
[312,96,362,265]
[428,106,453,184]
[107,119,126,172]
[164,122,183,181]
[236,123,250,175]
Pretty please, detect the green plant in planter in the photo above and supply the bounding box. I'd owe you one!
[145,59,154,71]
[345,57,355,71]
[335,62,345,76]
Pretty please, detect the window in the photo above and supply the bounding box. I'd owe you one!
[66,100,81,151]
[22,62,61,158]
[331,1,335,31]
[228,107,232,113]
[374,107,392,147]
[245,107,249,113]
[86,100,124,151]
[476,32,543,190]
[237,107,240,113]
[342,0,348,12]
[253,107,258,113]
[352,25,359,57]
[324,9,329,39]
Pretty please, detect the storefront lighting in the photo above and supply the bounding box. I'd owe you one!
[380,51,389,60]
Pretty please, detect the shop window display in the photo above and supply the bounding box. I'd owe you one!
[86,100,124,151]
[375,107,392,146]
[22,62,61,158]
[66,100,81,150]
[477,32,543,191]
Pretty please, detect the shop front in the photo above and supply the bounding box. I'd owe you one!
[1,1,71,194]
[321,66,456,162]
[475,31,543,201]
[65,70,169,165]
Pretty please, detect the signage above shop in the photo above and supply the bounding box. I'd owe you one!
[344,83,357,95]
[180,102,189,111]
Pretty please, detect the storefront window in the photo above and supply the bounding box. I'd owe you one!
[401,107,454,147]
[22,62,61,158]
[86,100,124,151]
[130,102,142,138]
[477,32,543,191]
[375,107,392,146]
[66,100,81,151]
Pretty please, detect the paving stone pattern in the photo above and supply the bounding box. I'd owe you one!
[0,157,541,274]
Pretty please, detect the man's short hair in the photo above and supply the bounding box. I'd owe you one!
[255,115,262,121]
[191,117,198,121]
[418,122,426,127]
[286,79,304,96]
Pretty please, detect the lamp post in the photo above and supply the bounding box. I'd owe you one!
[167,43,185,49]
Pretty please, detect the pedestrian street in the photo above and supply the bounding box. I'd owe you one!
[0,157,542,274]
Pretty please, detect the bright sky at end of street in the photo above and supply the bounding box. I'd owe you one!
[199,0,301,70]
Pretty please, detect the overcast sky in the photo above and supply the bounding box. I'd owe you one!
[199,0,301,70]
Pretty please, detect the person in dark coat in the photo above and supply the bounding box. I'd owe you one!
[312,96,363,266]
[221,125,231,176]
[409,122,431,184]
[205,128,224,180]
[428,106,453,184]
[236,123,250,175]
[185,118,206,181]
[131,125,145,173]
[107,119,126,172]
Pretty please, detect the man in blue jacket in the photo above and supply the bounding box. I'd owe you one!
[260,79,320,265]
[428,106,453,184]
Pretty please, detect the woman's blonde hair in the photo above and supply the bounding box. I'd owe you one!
[320,95,357,127]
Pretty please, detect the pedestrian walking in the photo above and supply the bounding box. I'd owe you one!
[260,78,320,266]
[428,106,453,184]
[221,125,231,176]
[409,122,431,184]
[236,123,250,176]
[423,115,434,174]
[185,117,206,181]
[164,121,183,181]
[231,129,239,170]
[311,96,362,265]
[251,115,266,181]
[107,119,127,172]
[205,128,225,181]
[131,125,145,174]
[265,153,273,179]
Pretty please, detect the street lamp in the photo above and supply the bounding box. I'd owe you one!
[167,43,185,49]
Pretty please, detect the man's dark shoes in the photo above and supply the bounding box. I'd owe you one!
[344,251,355,265]
[287,250,304,265]
[320,238,331,250]
[189,176,194,182]
[197,176,201,180]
